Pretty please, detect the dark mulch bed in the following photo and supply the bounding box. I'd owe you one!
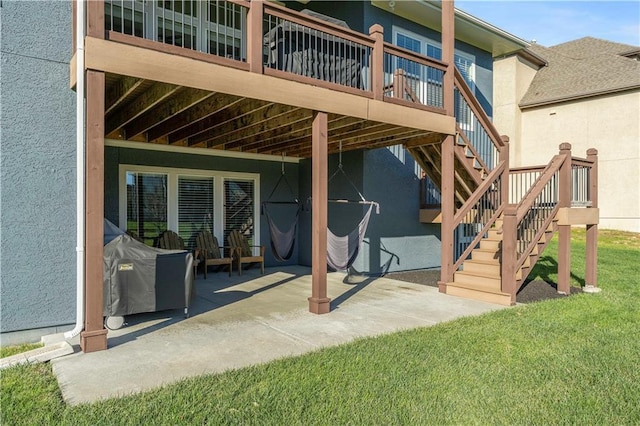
[385,269,582,304]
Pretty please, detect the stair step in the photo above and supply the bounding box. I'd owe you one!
[487,229,502,239]
[454,270,501,290]
[445,282,513,306]
[472,248,500,261]
[480,239,501,250]
[463,259,500,275]
[462,260,524,280]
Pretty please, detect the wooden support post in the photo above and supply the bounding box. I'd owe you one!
[247,0,264,74]
[309,111,331,314]
[369,24,384,101]
[501,204,518,304]
[81,70,108,352]
[438,134,455,291]
[393,69,406,100]
[86,0,104,39]
[441,0,455,116]
[500,136,510,204]
[557,143,572,295]
[586,148,598,288]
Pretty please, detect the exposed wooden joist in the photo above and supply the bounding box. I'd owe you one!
[105,76,145,115]
[212,108,312,150]
[254,118,373,154]
[226,116,315,151]
[146,92,241,141]
[195,105,310,148]
[168,98,270,145]
[106,82,180,136]
[123,88,213,139]
[403,133,443,148]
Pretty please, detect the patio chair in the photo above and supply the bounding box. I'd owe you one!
[228,230,265,276]
[125,229,144,243]
[157,230,199,276]
[195,230,234,278]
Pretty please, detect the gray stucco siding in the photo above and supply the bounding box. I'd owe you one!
[358,147,441,274]
[1,0,73,65]
[1,1,76,333]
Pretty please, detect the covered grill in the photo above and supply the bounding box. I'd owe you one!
[103,220,194,328]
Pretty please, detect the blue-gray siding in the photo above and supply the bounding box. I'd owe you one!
[1,1,76,333]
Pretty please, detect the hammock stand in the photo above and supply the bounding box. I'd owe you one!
[321,144,380,271]
[262,158,301,261]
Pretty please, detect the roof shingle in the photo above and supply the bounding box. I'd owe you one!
[519,37,640,108]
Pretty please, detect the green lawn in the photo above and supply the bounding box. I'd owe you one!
[2,229,639,425]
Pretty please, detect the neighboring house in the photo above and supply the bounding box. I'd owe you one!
[3,1,593,350]
[493,37,640,232]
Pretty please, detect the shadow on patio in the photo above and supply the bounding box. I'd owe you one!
[51,266,507,405]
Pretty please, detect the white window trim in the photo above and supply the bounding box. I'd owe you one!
[119,164,260,246]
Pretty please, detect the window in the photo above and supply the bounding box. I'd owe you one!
[178,176,215,248]
[120,166,259,249]
[224,179,255,245]
[125,172,168,246]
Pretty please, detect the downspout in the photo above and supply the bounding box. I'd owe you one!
[65,0,86,339]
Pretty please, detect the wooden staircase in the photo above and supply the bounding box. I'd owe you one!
[445,216,559,305]
[404,69,596,306]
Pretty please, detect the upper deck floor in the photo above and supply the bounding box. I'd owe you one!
[74,0,460,156]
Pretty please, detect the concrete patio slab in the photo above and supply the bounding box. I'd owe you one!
[51,266,507,405]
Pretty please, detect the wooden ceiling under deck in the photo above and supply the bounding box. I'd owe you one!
[104,74,444,158]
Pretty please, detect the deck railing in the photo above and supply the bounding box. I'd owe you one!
[104,0,249,61]
[509,166,545,204]
[262,4,373,93]
[420,175,442,208]
[570,159,593,207]
[382,44,446,110]
[101,0,450,112]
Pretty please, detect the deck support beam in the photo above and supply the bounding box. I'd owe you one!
[438,0,456,291]
[557,143,572,295]
[81,70,108,353]
[439,134,455,290]
[585,148,599,288]
[309,111,331,314]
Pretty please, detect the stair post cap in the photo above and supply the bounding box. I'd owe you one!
[559,142,572,151]
[587,148,598,156]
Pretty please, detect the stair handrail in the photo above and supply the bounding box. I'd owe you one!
[451,160,507,271]
[453,68,505,149]
[516,154,566,223]
[501,148,571,297]
[453,161,506,225]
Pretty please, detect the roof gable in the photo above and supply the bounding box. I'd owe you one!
[520,37,640,108]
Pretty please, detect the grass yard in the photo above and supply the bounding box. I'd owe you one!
[2,229,639,425]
